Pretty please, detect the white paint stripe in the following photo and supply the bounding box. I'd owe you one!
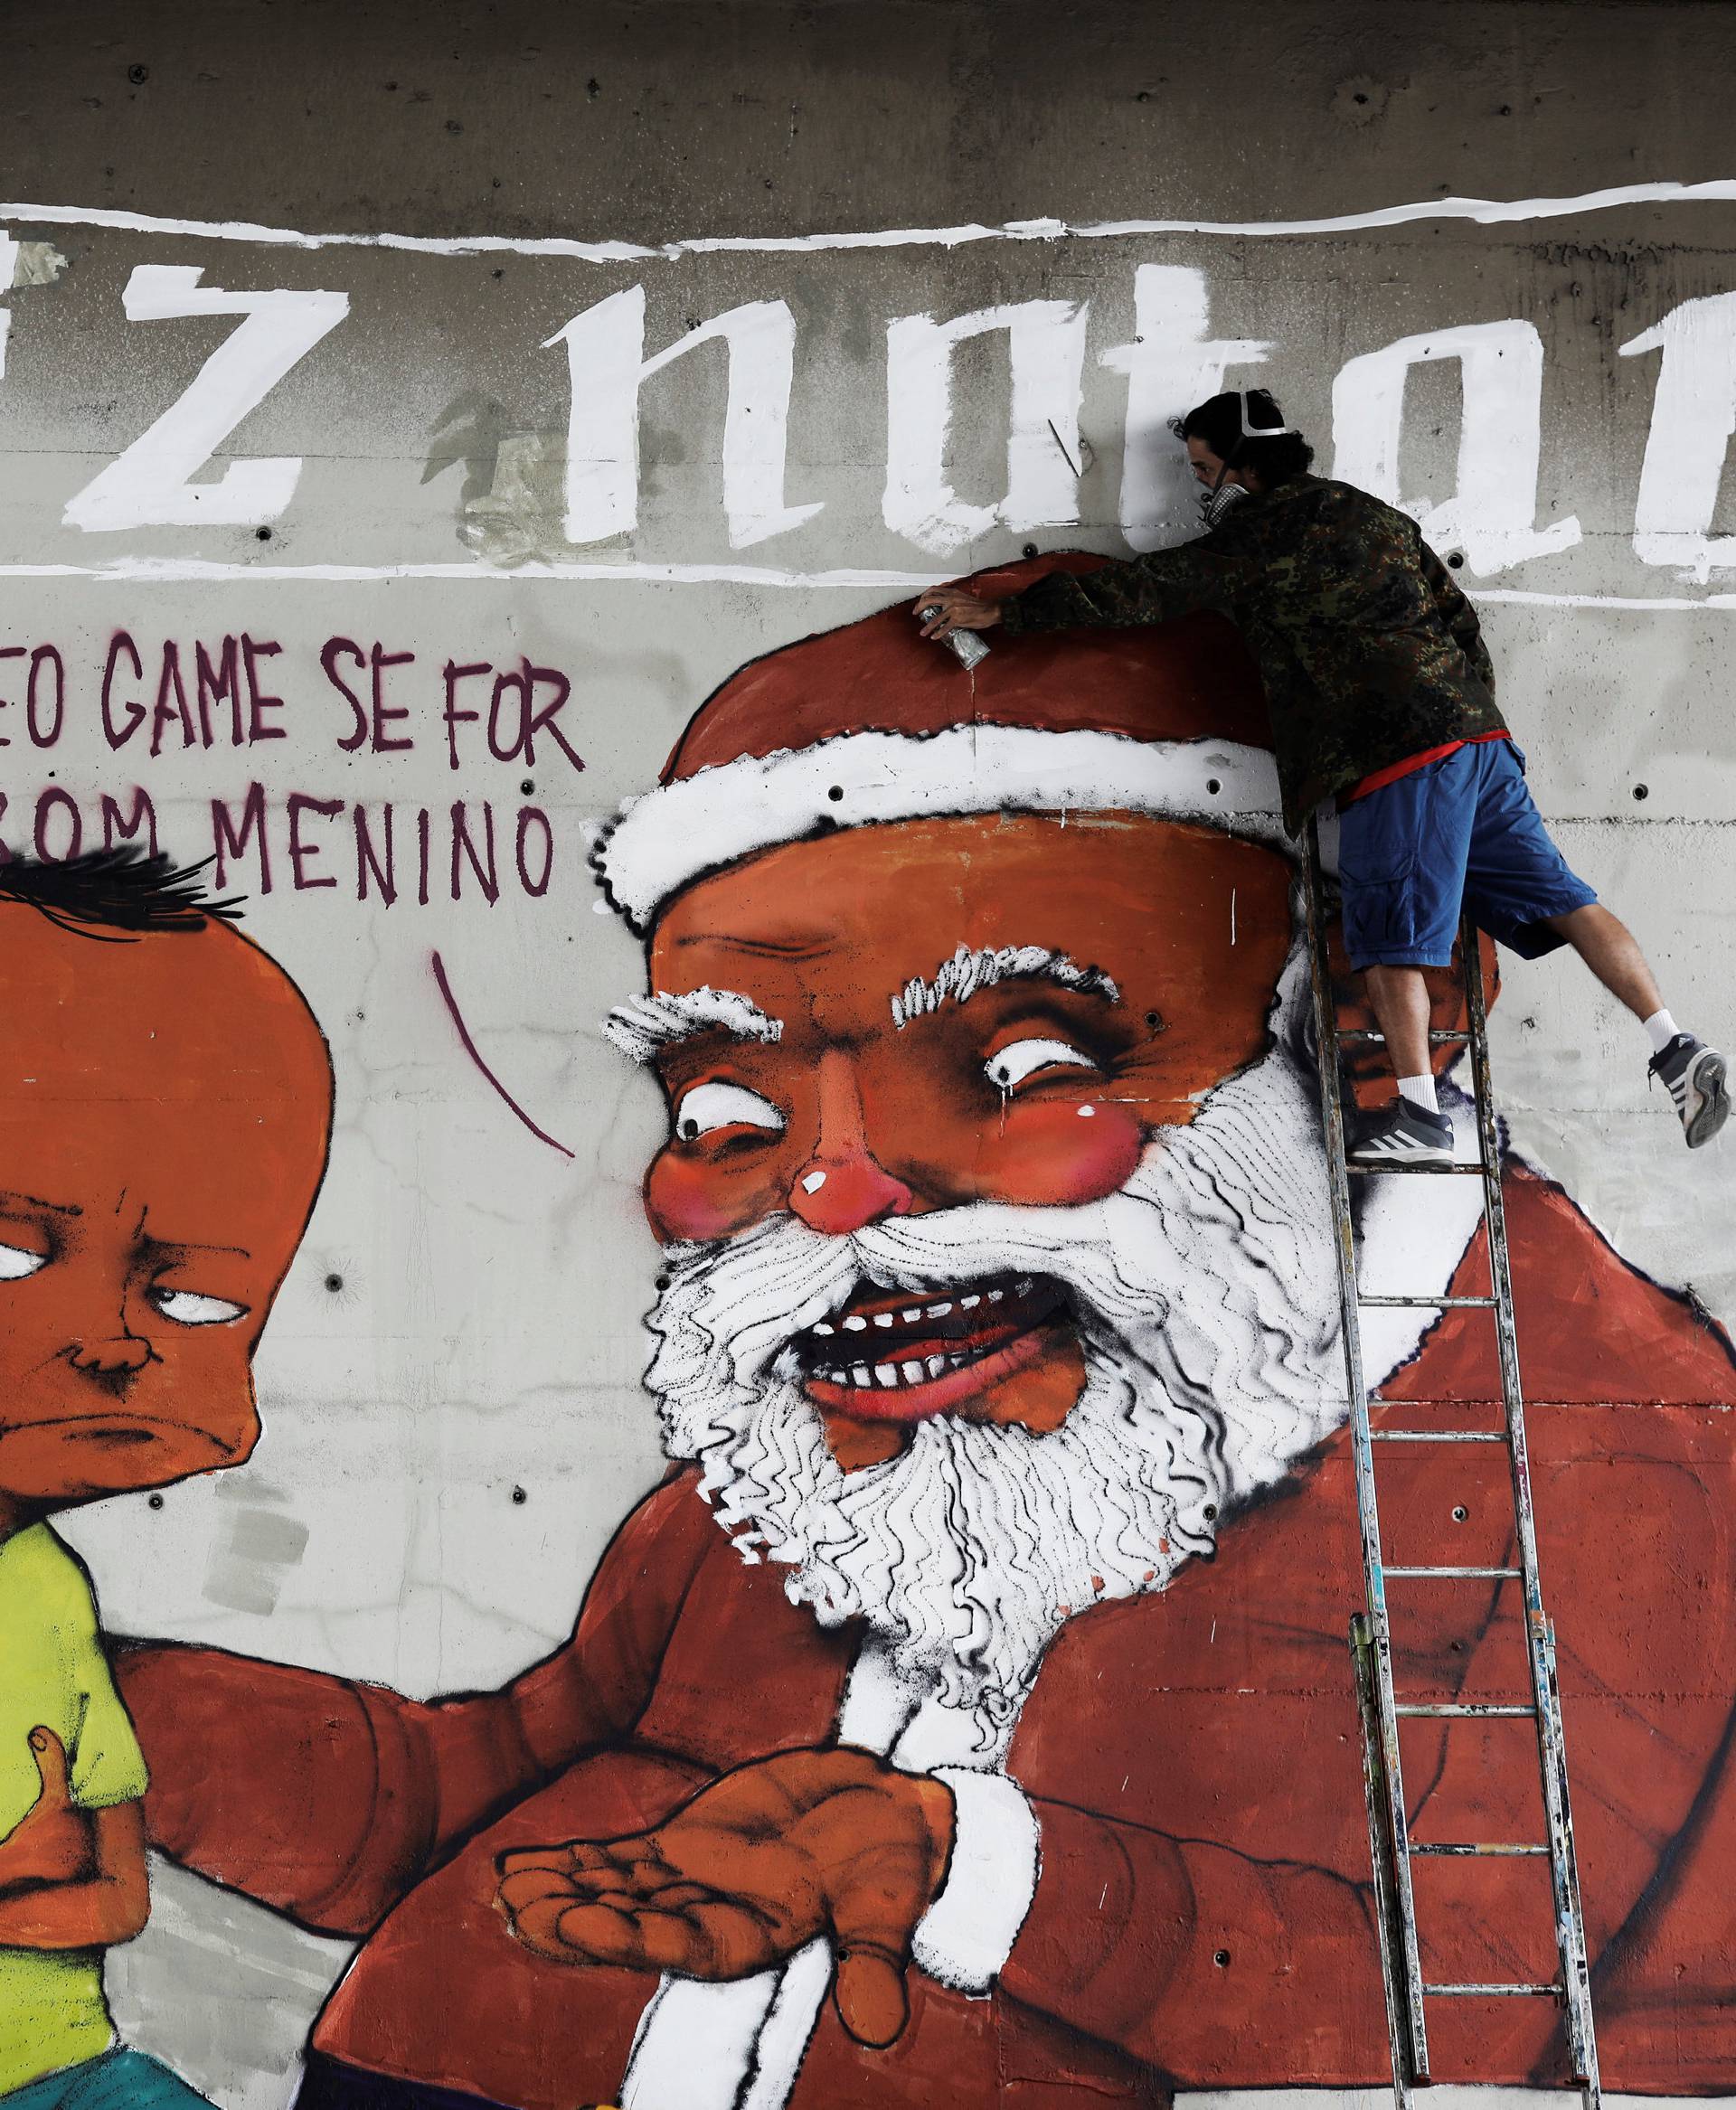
[1,559,1734,608]
[2,177,1734,261]
[0,559,942,586]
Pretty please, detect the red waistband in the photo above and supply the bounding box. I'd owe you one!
[1343,729,1509,805]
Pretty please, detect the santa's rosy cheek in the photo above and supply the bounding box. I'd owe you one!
[645,1149,779,1244]
[987,1097,1146,1205]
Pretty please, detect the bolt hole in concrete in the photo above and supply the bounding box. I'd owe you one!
[520,778,534,795]
[1145,1011,1164,1031]
[827,785,844,802]
[1023,542,1039,557]
[1213,1949,1231,1968]
[127,62,148,82]
[1448,551,1466,569]
[1633,784,1650,801]
[1206,777,1221,795]
[324,1273,344,1293]
[512,1486,528,1505]
[1452,1505,1468,1521]
[147,1493,165,1512]
[256,526,272,541]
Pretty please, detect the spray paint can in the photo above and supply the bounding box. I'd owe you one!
[918,605,991,672]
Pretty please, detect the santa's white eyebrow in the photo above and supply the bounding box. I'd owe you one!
[602,986,785,1065]
[891,946,1121,1031]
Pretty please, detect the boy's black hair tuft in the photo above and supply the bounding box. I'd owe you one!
[0,848,244,941]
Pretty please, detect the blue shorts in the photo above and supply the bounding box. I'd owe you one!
[1337,739,1597,970]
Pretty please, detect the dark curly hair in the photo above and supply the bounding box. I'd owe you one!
[1171,388,1315,488]
[0,847,243,942]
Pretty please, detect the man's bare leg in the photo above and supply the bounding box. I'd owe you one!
[1543,902,1662,1021]
[1363,964,1432,1083]
[1544,901,1727,1145]
[1348,962,1458,1163]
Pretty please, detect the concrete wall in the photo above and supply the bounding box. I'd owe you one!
[3,3,1734,2103]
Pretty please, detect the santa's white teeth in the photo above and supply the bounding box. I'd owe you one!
[812,1322,835,1337]
[925,1302,952,1319]
[987,1288,1005,1304]
[900,1307,922,1323]
[816,1342,988,1390]
[843,1315,868,1333]
[873,1312,894,1328]
[960,1294,981,1310]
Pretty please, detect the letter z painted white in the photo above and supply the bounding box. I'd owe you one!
[63,266,348,531]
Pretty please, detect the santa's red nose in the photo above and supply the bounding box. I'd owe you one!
[789,1154,914,1236]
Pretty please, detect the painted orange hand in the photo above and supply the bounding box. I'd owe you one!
[495,1746,955,2049]
[0,1729,94,1893]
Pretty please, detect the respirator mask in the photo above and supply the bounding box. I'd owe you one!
[1199,478,1250,530]
[1197,389,1299,530]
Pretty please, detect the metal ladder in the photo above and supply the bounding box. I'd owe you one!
[1301,820,1600,2110]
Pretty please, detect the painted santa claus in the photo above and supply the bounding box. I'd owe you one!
[122,559,1736,2110]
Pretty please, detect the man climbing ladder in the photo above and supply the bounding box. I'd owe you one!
[917,387,1727,1163]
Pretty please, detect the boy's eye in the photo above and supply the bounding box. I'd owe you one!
[0,1240,47,1283]
[985,1037,1099,1094]
[150,1287,249,1327]
[672,1081,786,1144]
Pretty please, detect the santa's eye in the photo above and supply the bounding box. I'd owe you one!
[0,1240,47,1282]
[149,1287,248,1327]
[672,1081,786,1144]
[985,1037,1099,1094]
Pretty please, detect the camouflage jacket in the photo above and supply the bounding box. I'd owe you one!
[999,476,1505,834]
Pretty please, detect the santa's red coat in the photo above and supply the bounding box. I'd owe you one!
[121,1169,1736,2107]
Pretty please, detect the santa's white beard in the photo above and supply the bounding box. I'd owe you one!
[645,1016,1347,1737]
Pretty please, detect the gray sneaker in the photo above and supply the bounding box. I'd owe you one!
[1650,1033,1730,1148]
[1348,1099,1456,1168]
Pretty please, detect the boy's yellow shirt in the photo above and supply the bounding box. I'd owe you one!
[0,1522,149,2091]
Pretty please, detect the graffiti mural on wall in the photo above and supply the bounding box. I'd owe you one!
[7,564,1708,2108]
[0,862,332,2105]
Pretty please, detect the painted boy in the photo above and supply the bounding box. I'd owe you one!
[0,852,331,2109]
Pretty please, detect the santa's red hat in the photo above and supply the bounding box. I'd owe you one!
[592,553,1289,935]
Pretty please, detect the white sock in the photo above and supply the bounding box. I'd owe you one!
[1397,1072,1439,1116]
[1643,1008,1682,1056]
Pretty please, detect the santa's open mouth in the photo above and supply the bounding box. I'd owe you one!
[789,1273,1072,1420]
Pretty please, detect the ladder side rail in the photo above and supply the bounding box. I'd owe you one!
[1304,823,1431,2079]
[1351,1615,1416,2110]
[1458,920,1603,2104]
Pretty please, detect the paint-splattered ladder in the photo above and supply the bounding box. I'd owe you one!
[1302,821,1601,2110]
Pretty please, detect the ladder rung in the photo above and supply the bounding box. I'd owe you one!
[1385,1565,1522,1578]
[1338,1030,1471,1044]
[1371,1428,1506,1443]
[1396,1702,1535,1718]
[1409,1842,1550,1856]
[1345,1163,1486,1176]
[1358,1294,1495,1307]
[1424,1982,1561,1998]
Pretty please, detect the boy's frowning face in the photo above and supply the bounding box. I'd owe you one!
[0,906,332,1507]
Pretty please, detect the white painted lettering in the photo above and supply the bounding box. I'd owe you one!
[63,266,348,532]
[1101,266,1270,551]
[883,299,1089,555]
[1331,319,1580,574]
[1620,293,1736,580]
[546,287,822,549]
